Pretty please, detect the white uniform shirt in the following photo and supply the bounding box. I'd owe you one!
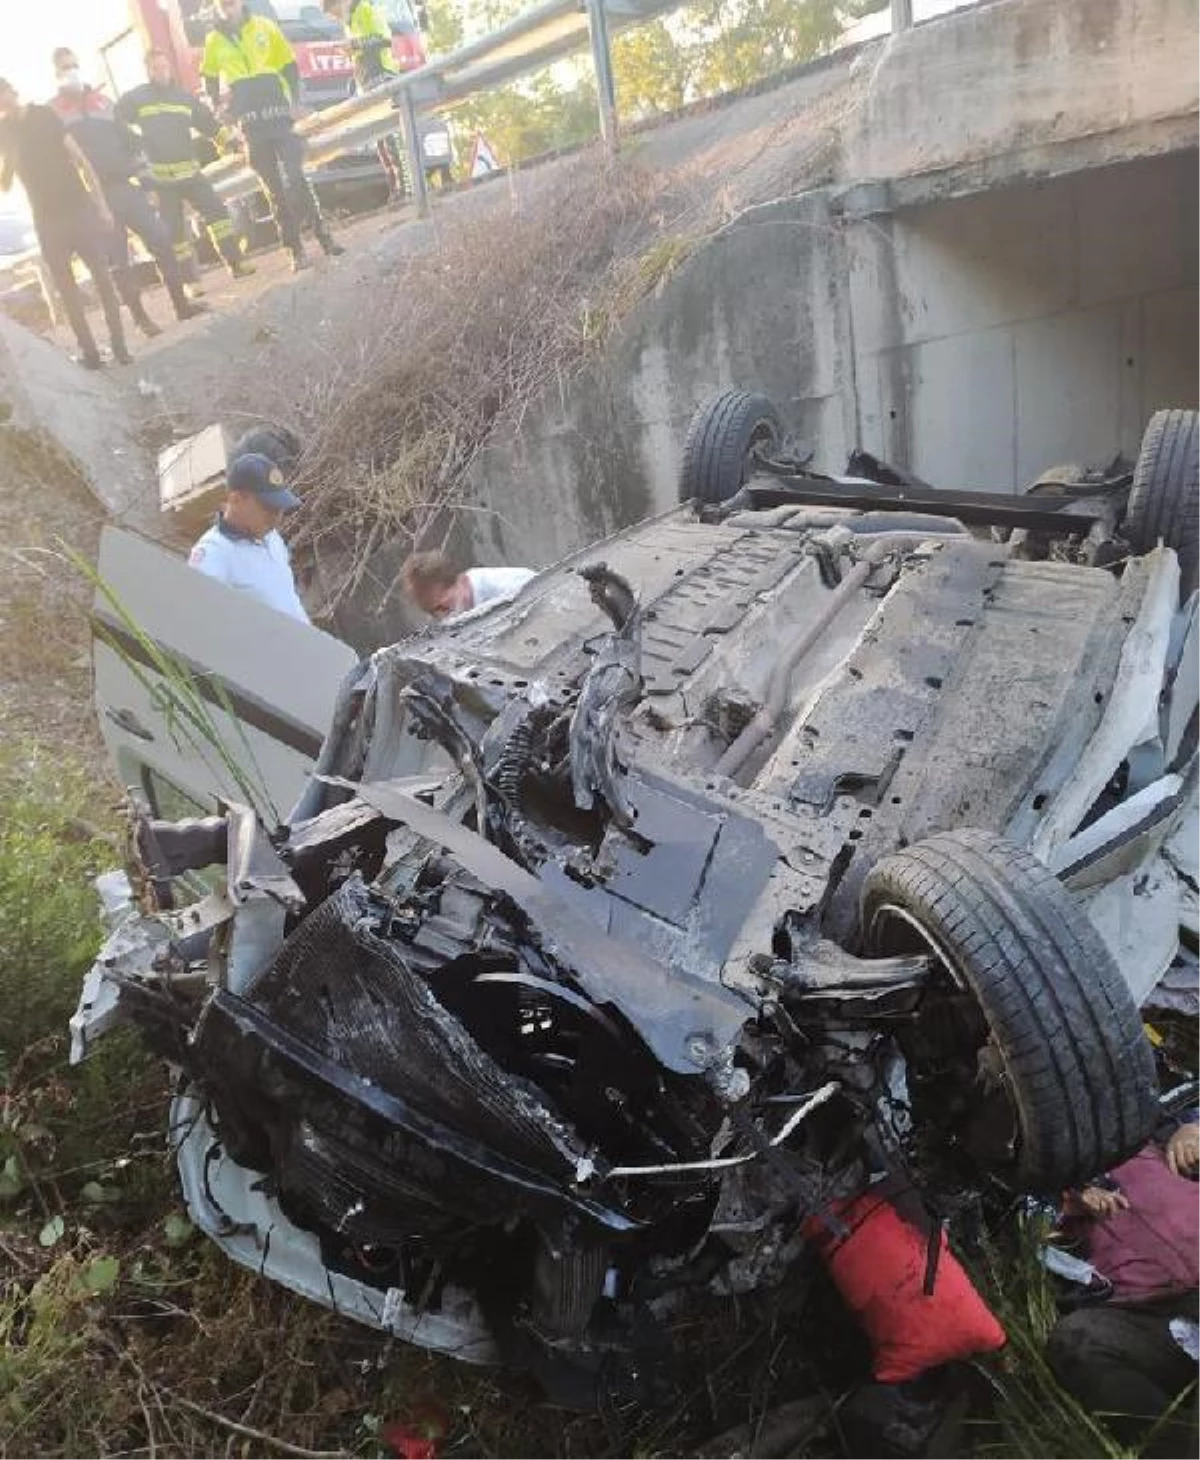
[188,519,310,623]
[464,566,536,609]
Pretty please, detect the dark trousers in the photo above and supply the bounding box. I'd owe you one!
[245,128,327,253]
[35,204,127,363]
[1047,1297,1198,1457]
[377,131,407,196]
[155,172,242,276]
[362,76,407,197]
[103,178,190,320]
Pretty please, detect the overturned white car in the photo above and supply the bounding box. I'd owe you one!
[74,398,1197,1402]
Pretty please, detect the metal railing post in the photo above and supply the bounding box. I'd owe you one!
[586,0,619,153]
[400,89,431,218]
[891,0,914,30]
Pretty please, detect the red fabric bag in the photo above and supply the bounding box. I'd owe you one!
[810,1190,1006,1382]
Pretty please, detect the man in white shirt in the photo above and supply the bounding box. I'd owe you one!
[401,549,535,620]
[188,452,310,622]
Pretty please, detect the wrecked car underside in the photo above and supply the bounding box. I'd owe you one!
[73,397,1198,1396]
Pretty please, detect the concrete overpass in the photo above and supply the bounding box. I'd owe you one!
[461,0,1198,572]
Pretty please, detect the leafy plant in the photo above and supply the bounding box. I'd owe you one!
[70,549,282,826]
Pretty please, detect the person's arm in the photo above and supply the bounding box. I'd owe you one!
[63,132,114,227]
[263,20,302,106]
[1165,1122,1199,1176]
[189,93,220,139]
[1062,1185,1129,1219]
[201,33,224,110]
[188,538,229,583]
[365,1,393,45]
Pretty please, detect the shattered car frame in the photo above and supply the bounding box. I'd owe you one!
[74,395,1198,1396]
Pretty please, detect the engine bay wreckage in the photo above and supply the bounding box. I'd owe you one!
[74,395,1198,1397]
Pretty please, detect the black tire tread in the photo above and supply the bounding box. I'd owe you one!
[1125,408,1199,599]
[678,390,781,505]
[862,828,1157,1192]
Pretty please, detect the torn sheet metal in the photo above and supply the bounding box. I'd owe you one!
[1032,548,1179,860]
[331,776,756,1073]
[1054,772,1188,886]
[171,1092,498,1362]
[1079,854,1182,1006]
[1145,951,1200,1018]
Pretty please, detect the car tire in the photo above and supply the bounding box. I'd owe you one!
[861,828,1158,1193]
[1125,408,1199,599]
[678,390,782,505]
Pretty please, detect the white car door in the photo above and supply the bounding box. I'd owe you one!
[92,526,359,822]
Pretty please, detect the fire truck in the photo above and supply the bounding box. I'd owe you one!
[107,1,454,203]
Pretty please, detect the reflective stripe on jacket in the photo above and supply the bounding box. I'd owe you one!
[201,15,297,130]
[116,83,219,180]
[347,0,399,88]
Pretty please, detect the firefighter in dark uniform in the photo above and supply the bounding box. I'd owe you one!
[117,49,255,285]
[50,47,204,336]
[201,0,344,272]
[322,0,407,203]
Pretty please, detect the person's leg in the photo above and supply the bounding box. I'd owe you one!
[246,132,302,254]
[1047,1304,1197,1456]
[156,182,199,285]
[374,131,406,199]
[275,130,342,256]
[119,181,202,320]
[73,208,131,364]
[37,221,102,366]
[103,183,161,336]
[187,175,252,276]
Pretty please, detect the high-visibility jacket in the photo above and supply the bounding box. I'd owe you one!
[201,14,300,133]
[116,82,220,182]
[347,0,399,89]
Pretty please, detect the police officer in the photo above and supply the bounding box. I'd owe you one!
[188,453,309,622]
[201,0,344,273]
[50,47,205,335]
[117,49,255,285]
[322,0,407,203]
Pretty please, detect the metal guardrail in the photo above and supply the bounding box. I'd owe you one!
[10,0,919,307]
[205,0,691,217]
[202,0,921,217]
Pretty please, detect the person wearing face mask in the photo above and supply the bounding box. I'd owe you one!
[188,453,310,623]
[0,76,129,369]
[49,46,206,337]
[117,49,255,285]
[201,0,344,273]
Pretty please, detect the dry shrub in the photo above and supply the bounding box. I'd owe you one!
[282,153,693,603]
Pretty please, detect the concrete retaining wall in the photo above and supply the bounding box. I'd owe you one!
[464,147,1198,570]
[455,0,1199,573]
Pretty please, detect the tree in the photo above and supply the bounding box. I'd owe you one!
[612,21,693,119]
[419,0,891,166]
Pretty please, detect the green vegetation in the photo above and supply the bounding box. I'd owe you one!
[427,0,890,168]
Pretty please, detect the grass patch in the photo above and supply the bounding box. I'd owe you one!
[0,736,1175,1458]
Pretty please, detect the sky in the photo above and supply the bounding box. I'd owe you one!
[0,0,136,216]
[1,0,130,100]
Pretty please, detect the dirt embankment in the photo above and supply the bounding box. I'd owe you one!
[0,429,108,770]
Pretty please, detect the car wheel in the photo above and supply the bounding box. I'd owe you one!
[1125,408,1198,599]
[861,828,1157,1193]
[678,390,782,505]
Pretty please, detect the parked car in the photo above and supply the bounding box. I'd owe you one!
[74,398,1198,1404]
